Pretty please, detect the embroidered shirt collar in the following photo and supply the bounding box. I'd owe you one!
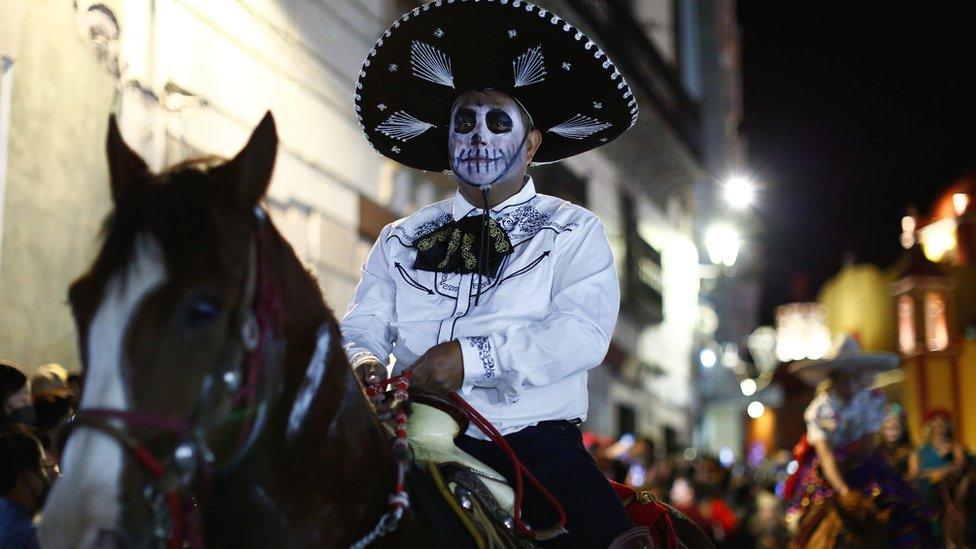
[451,177,537,221]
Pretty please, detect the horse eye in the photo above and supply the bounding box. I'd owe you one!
[182,296,223,328]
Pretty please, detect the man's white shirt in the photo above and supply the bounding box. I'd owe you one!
[340,178,619,439]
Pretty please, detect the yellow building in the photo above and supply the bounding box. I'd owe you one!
[894,176,976,450]
[892,246,976,449]
[818,261,898,353]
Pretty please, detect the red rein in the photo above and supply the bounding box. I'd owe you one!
[447,393,568,539]
[367,373,567,540]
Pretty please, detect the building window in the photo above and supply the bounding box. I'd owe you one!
[620,192,664,324]
[898,295,916,354]
[617,405,636,438]
[924,292,949,352]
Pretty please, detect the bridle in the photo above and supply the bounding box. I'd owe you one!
[68,208,284,549]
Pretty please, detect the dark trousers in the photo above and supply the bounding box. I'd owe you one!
[455,421,633,548]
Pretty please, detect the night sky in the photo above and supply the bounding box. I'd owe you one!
[736,4,976,322]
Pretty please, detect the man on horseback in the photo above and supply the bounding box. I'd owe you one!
[341,1,648,546]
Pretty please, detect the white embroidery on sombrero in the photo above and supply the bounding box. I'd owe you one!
[376,111,436,142]
[548,114,612,140]
[411,40,455,88]
[513,45,546,88]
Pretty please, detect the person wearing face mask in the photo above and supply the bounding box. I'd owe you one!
[343,2,645,547]
[0,424,50,549]
[1,360,36,428]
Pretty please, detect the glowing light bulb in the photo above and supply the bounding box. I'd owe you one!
[747,401,765,419]
[723,176,756,210]
[740,378,757,396]
[700,348,717,368]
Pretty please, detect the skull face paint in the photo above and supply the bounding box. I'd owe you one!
[449,91,530,188]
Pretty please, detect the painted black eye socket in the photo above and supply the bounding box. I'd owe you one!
[486,110,513,134]
[181,294,224,329]
[453,108,476,134]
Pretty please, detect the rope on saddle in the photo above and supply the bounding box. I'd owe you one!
[448,393,568,540]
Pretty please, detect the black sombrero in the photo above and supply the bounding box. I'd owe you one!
[354,0,638,172]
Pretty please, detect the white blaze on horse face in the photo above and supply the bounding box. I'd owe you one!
[40,235,167,549]
[449,96,528,188]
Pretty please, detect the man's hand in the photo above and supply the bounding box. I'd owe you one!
[354,359,388,387]
[410,340,463,395]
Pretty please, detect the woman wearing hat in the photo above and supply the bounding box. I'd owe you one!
[783,337,939,547]
[340,1,646,546]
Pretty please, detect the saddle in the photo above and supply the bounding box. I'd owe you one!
[408,393,516,512]
[404,393,526,548]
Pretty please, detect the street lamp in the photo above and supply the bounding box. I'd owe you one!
[699,348,717,368]
[705,224,741,267]
[723,175,756,210]
[747,401,765,419]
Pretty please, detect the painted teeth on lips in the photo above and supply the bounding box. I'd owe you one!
[456,150,503,163]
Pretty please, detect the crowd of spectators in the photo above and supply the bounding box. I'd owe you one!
[585,432,789,548]
[1,359,78,548]
[584,402,976,548]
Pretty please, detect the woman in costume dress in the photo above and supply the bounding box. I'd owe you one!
[783,337,940,548]
[909,409,968,541]
[909,410,967,500]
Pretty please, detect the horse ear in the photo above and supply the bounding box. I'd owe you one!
[219,112,278,207]
[106,114,150,205]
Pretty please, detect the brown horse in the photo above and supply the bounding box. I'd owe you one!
[38,113,418,547]
[38,113,711,548]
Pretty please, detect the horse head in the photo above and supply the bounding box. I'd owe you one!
[39,113,304,548]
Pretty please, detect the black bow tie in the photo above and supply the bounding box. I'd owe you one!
[413,214,513,277]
